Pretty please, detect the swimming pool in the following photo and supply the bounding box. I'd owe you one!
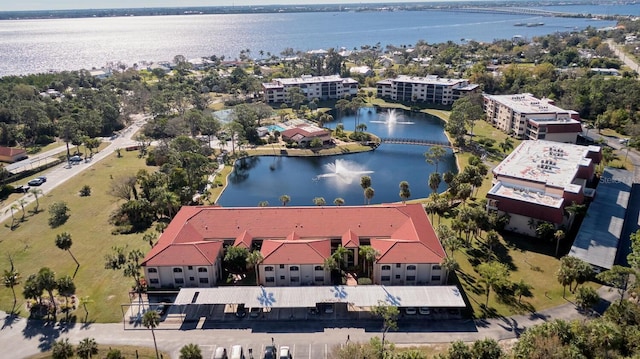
[266,124,285,132]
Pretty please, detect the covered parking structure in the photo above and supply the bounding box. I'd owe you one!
[171,285,466,325]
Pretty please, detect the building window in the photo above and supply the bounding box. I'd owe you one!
[266,277,275,283]
[432,265,441,271]
[149,278,159,284]
[189,277,195,281]
[290,266,299,271]
[279,264,285,269]
[173,268,183,273]
[280,276,285,280]
[396,263,401,268]
[407,265,416,271]
[315,276,324,282]
[175,278,184,284]
[291,277,299,282]
[314,266,323,271]
[198,267,207,273]
[431,275,441,281]
[395,275,401,279]
[265,266,274,272]
[406,275,416,281]
[381,276,391,281]
[188,266,193,270]
[199,277,209,284]
[148,268,158,273]
[381,265,391,271]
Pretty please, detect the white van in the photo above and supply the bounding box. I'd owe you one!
[230,345,244,359]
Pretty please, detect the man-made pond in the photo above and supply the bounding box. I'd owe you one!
[217,108,457,207]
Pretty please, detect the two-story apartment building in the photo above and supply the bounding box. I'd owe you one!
[142,204,447,289]
[483,93,583,142]
[262,75,358,103]
[376,75,478,105]
[486,140,601,236]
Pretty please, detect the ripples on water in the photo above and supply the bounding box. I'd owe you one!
[0,8,624,76]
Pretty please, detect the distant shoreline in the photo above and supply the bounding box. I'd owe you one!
[0,1,621,21]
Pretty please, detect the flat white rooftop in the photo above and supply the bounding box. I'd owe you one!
[485,93,569,115]
[392,75,468,87]
[488,182,563,208]
[174,285,466,308]
[493,140,598,188]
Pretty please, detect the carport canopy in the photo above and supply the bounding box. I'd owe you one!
[173,285,465,308]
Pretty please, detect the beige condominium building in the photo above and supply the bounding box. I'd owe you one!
[483,93,583,143]
[262,74,359,103]
[376,75,478,105]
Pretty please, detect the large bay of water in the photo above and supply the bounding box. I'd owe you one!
[0,6,622,76]
[217,108,456,207]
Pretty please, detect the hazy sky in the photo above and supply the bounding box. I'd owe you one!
[3,0,447,12]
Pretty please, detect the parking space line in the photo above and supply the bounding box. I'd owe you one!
[309,343,312,359]
[325,343,328,359]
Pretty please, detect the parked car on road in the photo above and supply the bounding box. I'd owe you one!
[69,155,82,163]
[279,346,292,359]
[230,345,244,359]
[419,307,431,315]
[213,347,228,359]
[27,176,46,186]
[263,345,276,359]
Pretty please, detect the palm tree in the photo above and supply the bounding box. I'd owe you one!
[142,310,161,359]
[332,245,350,272]
[441,256,459,284]
[55,232,80,272]
[76,338,99,359]
[485,230,500,257]
[29,188,43,213]
[360,176,372,204]
[5,203,18,229]
[359,246,379,279]
[279,194,290,206]
[364,187,375,205]
[246,250,263,284]
[333,197,345,206]
[425,146,446,173]
[428,172,442,193]
[499,137,514,154]
[17,198,28,221]
[399,181,411,203]
[57,275,75,320]
[51,338,74,359]
[180,343,203,359]
[79,296,94,323]
[37,267,58,319]
[313,197,326,206]
[3,256,20,314]
[258,201,269,207]
[554,229,566,258]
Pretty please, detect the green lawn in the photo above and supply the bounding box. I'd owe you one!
[0,150,153,323]
[28,344,169,359]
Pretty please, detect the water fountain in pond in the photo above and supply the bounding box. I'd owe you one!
[314,159,374,184]
[370,109,415,125]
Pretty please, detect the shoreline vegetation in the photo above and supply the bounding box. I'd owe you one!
[0,2,625,21]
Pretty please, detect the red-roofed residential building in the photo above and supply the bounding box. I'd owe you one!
[0,146,27,163]
[280,125,332,146]
[142,203,447,289]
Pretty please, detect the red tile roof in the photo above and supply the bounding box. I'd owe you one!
[143,241,222,266]
[341,230,360,248]
[142,203,445,267]
[261,239,331,264]
[0,146,26,158]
